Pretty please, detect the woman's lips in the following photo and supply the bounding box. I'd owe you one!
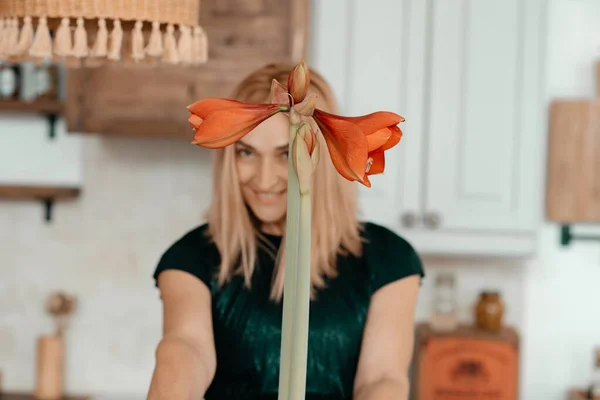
[254,190,286,204]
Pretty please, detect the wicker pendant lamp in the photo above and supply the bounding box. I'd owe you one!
[0,0,207,67]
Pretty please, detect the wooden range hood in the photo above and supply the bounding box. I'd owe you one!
[64,0,308,140]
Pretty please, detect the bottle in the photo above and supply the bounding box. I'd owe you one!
[588,348,600,399]
[475,290,504,332]
[0,63,21,99]
[33,63,60,100]
[429,273,458,332]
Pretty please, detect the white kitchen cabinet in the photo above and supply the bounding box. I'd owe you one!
[311,0,547,257]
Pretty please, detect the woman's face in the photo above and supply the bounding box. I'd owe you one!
[235,113,290,231]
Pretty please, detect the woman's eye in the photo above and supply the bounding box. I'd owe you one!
[282,151,289,160]
[237,148,252,157]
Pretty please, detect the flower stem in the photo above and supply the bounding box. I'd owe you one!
[278,121,301,400]
[288,192,311,400]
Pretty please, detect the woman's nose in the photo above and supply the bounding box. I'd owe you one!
[255,158,279,190]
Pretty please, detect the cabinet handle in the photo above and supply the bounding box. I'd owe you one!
[400,212,418,228]
[423,212,442,229]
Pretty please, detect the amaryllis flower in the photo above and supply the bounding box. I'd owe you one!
[188,100,285,149]
[312,109,403,187]
[187,60,404,187]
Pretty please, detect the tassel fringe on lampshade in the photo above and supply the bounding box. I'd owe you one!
[0,0,208,67]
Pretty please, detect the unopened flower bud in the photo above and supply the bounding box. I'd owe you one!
[297,123,317,155]
[292,93,317,117]
[288,60,310,104]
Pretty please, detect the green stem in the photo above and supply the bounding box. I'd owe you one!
[278,122,301,400]
[288,192,311,400]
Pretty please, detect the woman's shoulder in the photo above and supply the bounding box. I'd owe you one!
[361,221,416,254]
[359,221,425,293]
[153,223,219,288]
[168,223,213,249]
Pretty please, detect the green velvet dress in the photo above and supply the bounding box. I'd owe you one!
[153,222,424,400]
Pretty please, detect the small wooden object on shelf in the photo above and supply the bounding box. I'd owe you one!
[34,292,77,400]
[411,323,520,400]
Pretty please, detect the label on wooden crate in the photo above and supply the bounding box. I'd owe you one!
[416,337,518,400]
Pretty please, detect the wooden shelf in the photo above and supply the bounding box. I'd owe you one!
[0,99,63,115]
[0,185,81,222]
[0,185,80,201]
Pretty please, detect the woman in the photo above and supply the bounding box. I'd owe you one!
[147,63,424,400]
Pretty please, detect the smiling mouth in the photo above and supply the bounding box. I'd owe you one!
[254,190,286,204]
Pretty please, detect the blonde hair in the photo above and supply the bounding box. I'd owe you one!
[205,63,363,301]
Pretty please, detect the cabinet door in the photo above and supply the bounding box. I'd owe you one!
[312,0,429,230]
[423,0,545,232]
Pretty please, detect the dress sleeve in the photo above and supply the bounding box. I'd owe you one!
[363,223,425,295]
[152,225,216,290]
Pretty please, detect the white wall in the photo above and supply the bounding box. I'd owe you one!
[0,1,599,398]
[0,133,214,396]
[521,1,600,398]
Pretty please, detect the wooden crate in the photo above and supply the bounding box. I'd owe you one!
[411,323,520,400]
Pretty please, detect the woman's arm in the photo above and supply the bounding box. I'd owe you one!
[147,270,217,400]
[353,274,421,400]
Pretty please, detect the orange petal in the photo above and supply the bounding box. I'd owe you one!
[366,127,391,152]
[188,114,204,130]
[269,79,290,106]
[361,175,372,188]
[381,125,403,151]
[344,111,404,136]
[187,98,247,118]
[313,109,369,185]
[192,104,281,149]
[367,149,385,175]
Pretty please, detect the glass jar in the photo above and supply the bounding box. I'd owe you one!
[0,63,20,99]
[475,291,504,332]
[429,272,458,332]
